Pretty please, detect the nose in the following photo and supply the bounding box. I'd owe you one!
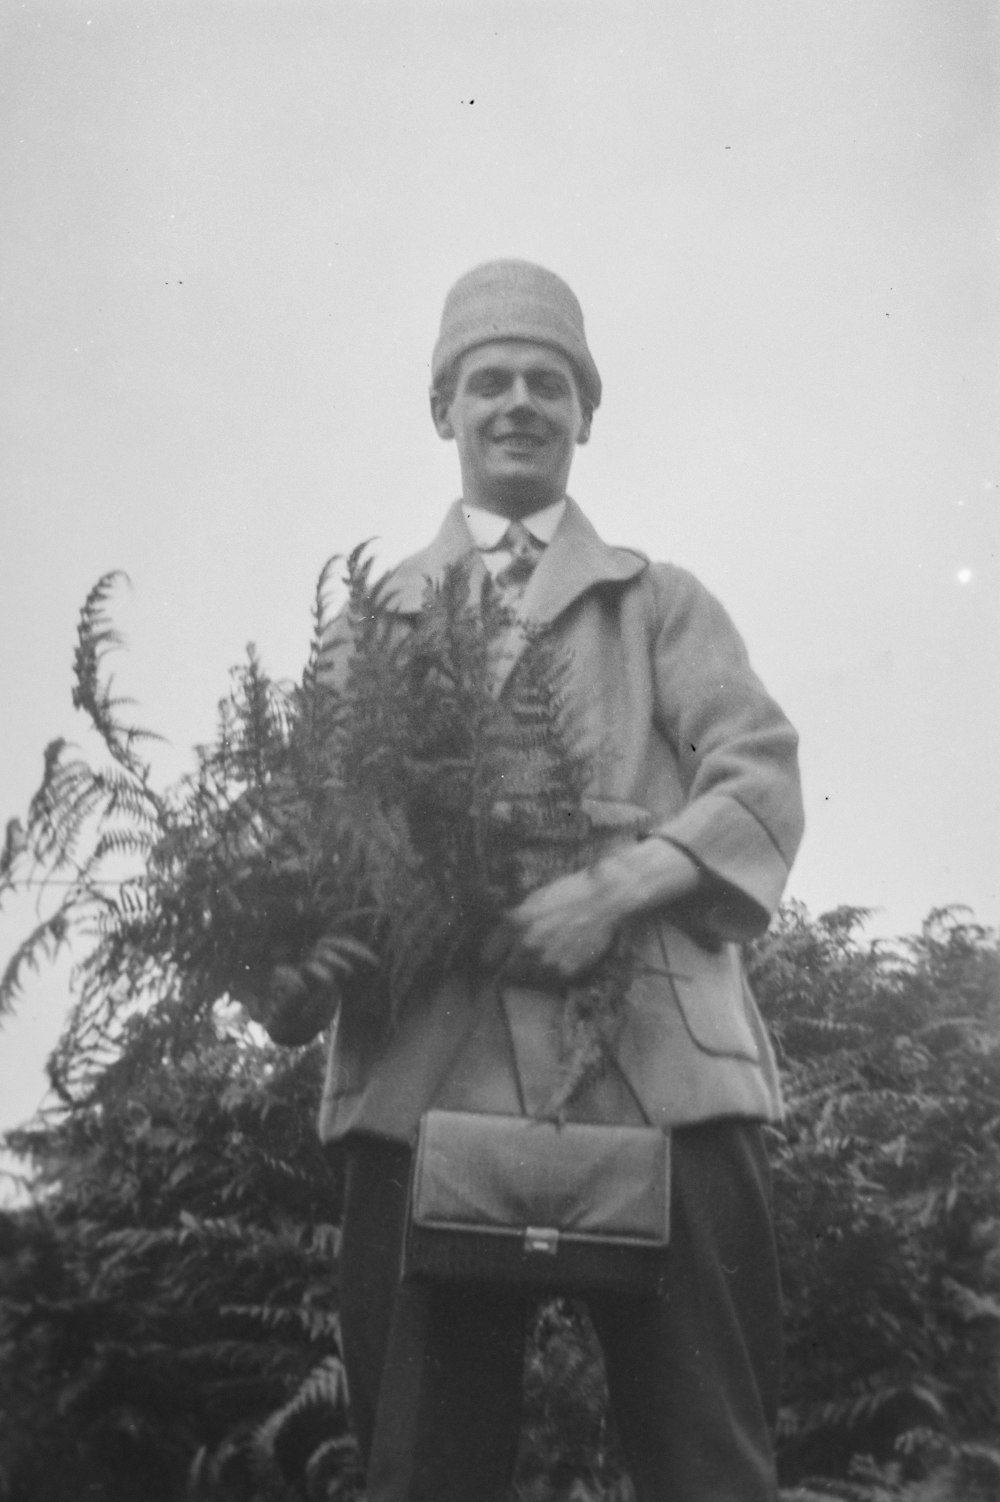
[505,375,537,414]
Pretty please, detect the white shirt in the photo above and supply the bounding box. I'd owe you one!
[462,498,567,579]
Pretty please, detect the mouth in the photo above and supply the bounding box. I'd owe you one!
[493,431,547,451]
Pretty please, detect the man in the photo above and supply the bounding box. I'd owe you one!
[307,261,804,1501]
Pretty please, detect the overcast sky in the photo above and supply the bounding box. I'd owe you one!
[2,0,998,1168]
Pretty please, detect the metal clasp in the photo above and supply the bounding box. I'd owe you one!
[524,1226,559,1256]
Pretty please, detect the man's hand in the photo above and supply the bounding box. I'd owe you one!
[501,838,702,981]
[505,866,623,979]
[235,964,339,1047]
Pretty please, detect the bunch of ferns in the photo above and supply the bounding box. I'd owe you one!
[3,549,639,1112]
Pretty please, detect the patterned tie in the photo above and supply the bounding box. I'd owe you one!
[494,519,543,594]
[481,520,544,682]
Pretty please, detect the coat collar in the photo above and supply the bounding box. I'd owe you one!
[386,496,647,630]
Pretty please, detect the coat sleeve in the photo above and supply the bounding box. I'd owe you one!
[645,564,804,942]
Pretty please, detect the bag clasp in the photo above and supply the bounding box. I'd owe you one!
[523,1226,560,1256]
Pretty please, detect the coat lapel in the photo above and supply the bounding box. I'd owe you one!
[383,500,484,614]
[517,497,647,627]
[497,499,647,693]
[383,496,648,696]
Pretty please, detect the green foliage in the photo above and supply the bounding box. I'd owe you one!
[0,554,644,1497]
[750,903,1000,1491]
[324,546,591,1011]
[512,1301,633,1502]
[4,907,995,1501]
[0,1016,347,1502]
[3,555,630,1113]
[2,565,998,1501]
[502,905,1000,1502]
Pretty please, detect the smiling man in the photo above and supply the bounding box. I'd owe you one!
[430,339,591,517]
[304,260,804,1502]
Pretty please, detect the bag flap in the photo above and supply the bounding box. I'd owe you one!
[412,1111,669,1243]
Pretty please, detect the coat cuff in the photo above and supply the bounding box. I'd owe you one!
[650,793,791,941]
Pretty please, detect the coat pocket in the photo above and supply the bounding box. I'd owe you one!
[642,921,760,1061]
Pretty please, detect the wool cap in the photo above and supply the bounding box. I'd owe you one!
[431,259,602,410]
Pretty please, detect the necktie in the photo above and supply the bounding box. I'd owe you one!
[494,519,543,593]
[482,520,543,682]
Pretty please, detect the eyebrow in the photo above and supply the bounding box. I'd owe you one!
[464,364,571,386]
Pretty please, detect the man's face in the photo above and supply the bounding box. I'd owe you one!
[431,340,591,518]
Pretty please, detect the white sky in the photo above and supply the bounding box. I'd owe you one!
[2,0,998,1166]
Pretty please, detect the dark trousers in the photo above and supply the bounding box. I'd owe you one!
[338,1120,781,1502]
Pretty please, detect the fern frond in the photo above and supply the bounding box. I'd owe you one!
[91,827,157,864]
[0,910,70,1016]
[220,1303,341,1343]
[0,816,28,894]
[177,1339,303,1376]
[71,573,167,803]
[256,1354,349,1448]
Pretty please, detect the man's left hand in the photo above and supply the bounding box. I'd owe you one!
[503,838,702,980]
[506,866,622,979]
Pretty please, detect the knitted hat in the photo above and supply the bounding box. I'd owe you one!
[431,259,602,410]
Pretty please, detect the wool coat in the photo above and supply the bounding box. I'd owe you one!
[316,498,804,1144]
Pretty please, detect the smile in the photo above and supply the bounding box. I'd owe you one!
[494,433,546,449]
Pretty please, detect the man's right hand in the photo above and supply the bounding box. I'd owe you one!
[238,965,339,1047]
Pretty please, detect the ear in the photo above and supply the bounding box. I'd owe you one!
[430,390,454,440]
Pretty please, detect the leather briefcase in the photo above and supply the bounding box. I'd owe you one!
[404,1109,671,1295]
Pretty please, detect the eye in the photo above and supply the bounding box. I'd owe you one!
[529,374,568,398]
[466,371,507,396]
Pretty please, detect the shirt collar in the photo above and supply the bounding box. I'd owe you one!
[462,497,567,550]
